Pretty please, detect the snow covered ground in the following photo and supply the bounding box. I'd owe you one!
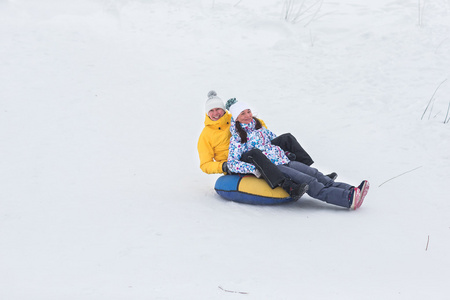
[1,0,450,299]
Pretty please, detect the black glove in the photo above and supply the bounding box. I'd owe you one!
[286,151,297,161]
[222,162,229,174]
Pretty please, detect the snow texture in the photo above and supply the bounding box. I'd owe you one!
[1,0,450,299]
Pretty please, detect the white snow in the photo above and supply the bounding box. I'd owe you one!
[1,0,450,299]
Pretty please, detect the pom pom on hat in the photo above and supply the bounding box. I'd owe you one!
[225,98,237,111]
[205,90,225,113]
[207,90,217,98]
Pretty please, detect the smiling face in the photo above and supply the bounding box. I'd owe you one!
[236,109,253,124]
[207,108,225,121]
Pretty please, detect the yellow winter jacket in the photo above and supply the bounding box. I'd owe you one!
[197,112,232,174]
[197,112,266,174]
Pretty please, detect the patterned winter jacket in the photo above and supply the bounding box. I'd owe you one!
[227,118,290,174]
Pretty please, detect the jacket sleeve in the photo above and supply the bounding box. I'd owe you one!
[264,127,278,141]
[227,136,257,174]
[197,132,226,174]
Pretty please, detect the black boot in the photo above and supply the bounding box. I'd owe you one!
[281,179,309,201]
[326,172,338,180]
[242,149,285,188]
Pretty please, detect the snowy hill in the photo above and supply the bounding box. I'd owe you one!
[1,0,450,299]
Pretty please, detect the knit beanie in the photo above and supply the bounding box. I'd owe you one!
[225,98,251,119]
[205,90,225,113]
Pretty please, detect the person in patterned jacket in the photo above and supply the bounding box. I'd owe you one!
[226,99,370,210]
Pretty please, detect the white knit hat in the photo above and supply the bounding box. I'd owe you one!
[227,100,251,119]
[205,90,225,113]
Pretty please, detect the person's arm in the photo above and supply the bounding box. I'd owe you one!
[197,133,226,174]
[227,136,258,174]
[264,127,278,141]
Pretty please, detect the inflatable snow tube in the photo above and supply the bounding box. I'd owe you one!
[214,175,294,205]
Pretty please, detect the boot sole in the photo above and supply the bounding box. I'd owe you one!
[350,188,362,210]
[293,183,309,201]
[357,180,370,208]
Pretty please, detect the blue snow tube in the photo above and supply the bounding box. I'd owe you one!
[214,175,294,205]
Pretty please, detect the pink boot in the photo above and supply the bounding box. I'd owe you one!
[349,187,362,210]
[358,180,370,205]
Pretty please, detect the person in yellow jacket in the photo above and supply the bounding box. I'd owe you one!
[197,91,237,174]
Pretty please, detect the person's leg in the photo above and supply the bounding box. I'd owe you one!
[271,133,337,179]
[287,161,352,190]
[277,164,352,208]
[241,149,308,200]
[241,149,285,189]
[271,133,314,166]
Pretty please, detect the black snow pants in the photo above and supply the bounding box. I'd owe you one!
[271,133,314,166]
[241,149,285,189]
[240,133,314,189]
